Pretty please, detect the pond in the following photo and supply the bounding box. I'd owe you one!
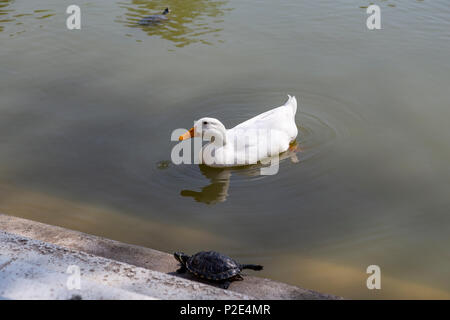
[1,0,449,298]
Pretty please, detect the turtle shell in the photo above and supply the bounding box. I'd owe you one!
[138,15,168,25]
[186,251,241,281]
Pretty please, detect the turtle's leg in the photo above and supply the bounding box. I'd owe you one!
[234,274,244,281]
[176,266,187,274]
[221,280,231,289]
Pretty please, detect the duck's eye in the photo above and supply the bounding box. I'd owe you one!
[203,121,208,125]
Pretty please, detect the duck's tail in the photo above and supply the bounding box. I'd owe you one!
[285,95,297,115]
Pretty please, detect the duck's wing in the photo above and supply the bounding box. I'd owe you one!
[232,95,297,132]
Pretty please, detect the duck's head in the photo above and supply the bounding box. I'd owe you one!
[163,7,170,15]
[179,117,227,144]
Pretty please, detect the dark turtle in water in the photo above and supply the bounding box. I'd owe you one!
[138,7,170,25]
[174,251,263,289]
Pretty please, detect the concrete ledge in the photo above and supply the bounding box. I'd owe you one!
[0,231,251,300]
[0,213,340,299]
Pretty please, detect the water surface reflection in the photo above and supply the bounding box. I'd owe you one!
[0,1,55,35]
[117,0,232,47]
[180,143,300,204]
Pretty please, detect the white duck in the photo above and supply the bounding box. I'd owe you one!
[179,95,298,167]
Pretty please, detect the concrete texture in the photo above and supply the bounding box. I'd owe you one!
[0,213,340,299]
[0,231,251,300]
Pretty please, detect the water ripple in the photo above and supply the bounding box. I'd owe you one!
[148,89,361,204]
[116,0,233,47]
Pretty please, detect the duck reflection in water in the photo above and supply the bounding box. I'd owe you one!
[180,143,300,204]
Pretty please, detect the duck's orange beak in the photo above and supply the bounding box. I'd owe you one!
[179,127,195,141]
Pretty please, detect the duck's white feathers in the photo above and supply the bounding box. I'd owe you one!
[199,95,298,167]
[232,95,297,141]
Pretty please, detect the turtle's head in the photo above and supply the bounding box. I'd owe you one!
[163,8,169,15]
[174,252,189,265]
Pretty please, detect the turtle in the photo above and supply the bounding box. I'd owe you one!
[174,251,263,289]
[138,7,170,25]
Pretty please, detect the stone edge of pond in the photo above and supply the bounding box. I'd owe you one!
[0,213,342,300]
[0,230,255,300]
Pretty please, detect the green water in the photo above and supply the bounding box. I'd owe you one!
[1,0,450,298]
